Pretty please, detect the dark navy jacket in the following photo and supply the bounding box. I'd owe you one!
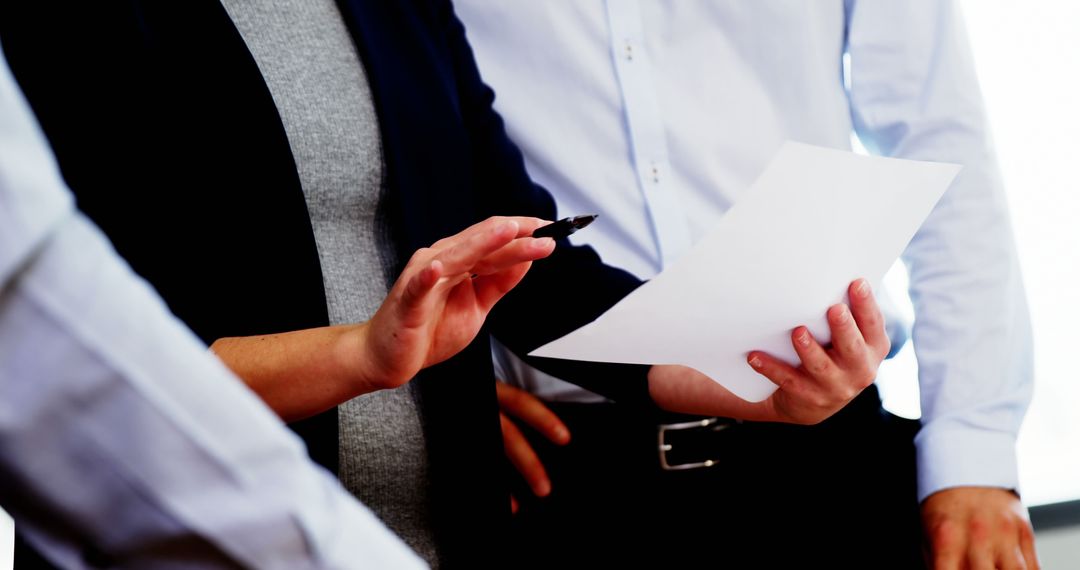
[1,0,650,564]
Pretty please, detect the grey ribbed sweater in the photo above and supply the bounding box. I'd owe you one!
[220,0,438,564]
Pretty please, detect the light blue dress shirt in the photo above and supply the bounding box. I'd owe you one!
[457,0,1033,502]
[0,47,425,569]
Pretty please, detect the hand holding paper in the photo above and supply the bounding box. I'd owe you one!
[749,278,892,424]
[531,142,961,405]
[647,278,891,425]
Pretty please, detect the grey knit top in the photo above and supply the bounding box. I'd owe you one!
[220,0,439,564]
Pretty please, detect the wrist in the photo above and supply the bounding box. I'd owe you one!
[206,336,244,377]
[921,485,1021,507]
[333,322,385,393]
[647,365,773,422]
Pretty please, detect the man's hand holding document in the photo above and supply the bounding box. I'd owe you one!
[531,142,961,422]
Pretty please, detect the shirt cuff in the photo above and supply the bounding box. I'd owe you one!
[915,424,1020,502]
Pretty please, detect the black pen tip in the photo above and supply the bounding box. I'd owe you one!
[569,214,599,232]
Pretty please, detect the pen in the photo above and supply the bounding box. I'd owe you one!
[471,214,598,279]
[531,214,599,240]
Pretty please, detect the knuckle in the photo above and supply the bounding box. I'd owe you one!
[841,384,860,403]
[878,338,892,359]
[472,260,494,275]
[409,247,431,263]
[969,516,991,542]
[503,387,526,410]
[807,359,830,377]
[997,512,1018,534]
[929,520,960,549]
[860,308,882,326]
[858,366,876,389]
[809,392,833,412]
[873,307,887,324]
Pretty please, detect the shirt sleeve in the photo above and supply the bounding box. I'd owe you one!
[0,48,425,570]
[0,38,71,288]
[846,0,1034,501]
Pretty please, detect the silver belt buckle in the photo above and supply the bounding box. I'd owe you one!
[658,417,730,471]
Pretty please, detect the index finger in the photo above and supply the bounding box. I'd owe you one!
[825,303,867,362]
[433,220,521,277]
[496,382,570,445]
[430,216,550,251]
[501,412,553,497]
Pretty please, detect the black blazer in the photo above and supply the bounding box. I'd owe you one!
[1,0,652,564]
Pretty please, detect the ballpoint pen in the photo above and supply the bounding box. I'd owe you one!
[531,214,599,240]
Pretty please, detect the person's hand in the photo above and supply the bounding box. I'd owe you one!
[496,382,570,514]
[922,487,1039,570]
[747,278,890,424]
[209,217,553,421]
[360,217,555,390]
[648,278,889,425]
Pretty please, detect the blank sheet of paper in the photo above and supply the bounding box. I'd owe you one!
[530,142,961,402]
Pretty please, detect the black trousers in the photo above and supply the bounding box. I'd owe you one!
[507,386,925,569]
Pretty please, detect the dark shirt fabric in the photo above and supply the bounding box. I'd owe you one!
[0,0,652,565]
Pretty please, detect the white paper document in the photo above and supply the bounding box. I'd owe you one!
[530,142,961,402]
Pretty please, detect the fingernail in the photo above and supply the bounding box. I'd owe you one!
[533,237,554,250]
[832,304,850,324]
[855,279,870,298]
[797,330,811,347]
[749,355,763,368]
[553,425,570,443]
[536,480,551,497]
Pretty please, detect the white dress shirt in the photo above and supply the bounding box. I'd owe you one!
[456,0,1033,501]
[0,48,424,569]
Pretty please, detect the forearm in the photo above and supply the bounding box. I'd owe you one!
[647,365,775,421]
[210,217,554,423]
[907,179,1030,500]
[210,323,379,423]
